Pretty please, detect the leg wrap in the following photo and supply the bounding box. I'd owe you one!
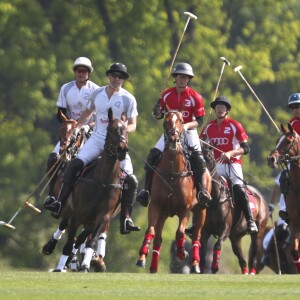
[139,233,154,256]
[293,254,300,273]
[97,233,107,258]
[176,236,186,259]
[211,249,221,271]
[192,240,201,262]
[150,246,161,273]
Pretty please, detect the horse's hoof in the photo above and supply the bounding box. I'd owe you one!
[136,259,146,268]
[79,265,90,273]
[212,268,218,274]
[41,237,57,255]
[150,268,157,273]
[91,256,107,272]
[190,265,200,274]
[53,269,62,272]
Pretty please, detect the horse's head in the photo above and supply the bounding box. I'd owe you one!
[58,111,84,160]
[267,123,300,168]
[163,108,184,151]
[105,108,128,161]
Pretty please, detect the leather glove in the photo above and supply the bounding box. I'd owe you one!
[268,203,274,215]
[152,102,163,119]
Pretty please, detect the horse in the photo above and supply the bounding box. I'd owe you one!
[257,225,297,274]
[199,143,269,274]
[267,122,300,273]
[136,109,210,273]
[43,109,125,272]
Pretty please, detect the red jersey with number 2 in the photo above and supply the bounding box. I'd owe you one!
[159,86,205,123]
[200,117,248,165]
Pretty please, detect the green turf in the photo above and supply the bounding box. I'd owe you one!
[0,271,299,299]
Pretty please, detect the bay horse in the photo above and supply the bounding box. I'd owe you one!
[136,109,210,273]
[267,123,300,273]
[43,109,125,272]
[199,144,269,274]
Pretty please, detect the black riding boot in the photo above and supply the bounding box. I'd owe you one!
[136,148,161,207]
[120,174,141,234]
[44,158,84,217]
[44,153,60,201]
[190,151,211,207]
[233,184,258,234]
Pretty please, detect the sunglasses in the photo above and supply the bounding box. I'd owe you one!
[110,73,125,80]
[290,105,300,110]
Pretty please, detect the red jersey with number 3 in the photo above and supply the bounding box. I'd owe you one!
[159,86,205,123]
[200,117,248,165]
[289,117,300,135]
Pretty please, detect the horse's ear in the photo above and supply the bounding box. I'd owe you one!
[108,108,113,122]
[280,123,287,133]
[287,122,294,133]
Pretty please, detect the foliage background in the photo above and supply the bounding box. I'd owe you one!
[0,0,299,273]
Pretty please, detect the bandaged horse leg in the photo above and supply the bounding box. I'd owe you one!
[80,247,94,270]
[97,232,107,258]
[292,252,300,273]
[150,246,161,273]
[212,248,221,274]
[176,236,187,259]
[190,240,201,274]
[136,233,154,268]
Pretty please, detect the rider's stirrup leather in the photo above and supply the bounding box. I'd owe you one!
[136,189,150,207]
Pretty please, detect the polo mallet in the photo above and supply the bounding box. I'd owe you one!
[0,154,65,230]
[208,56,231,120]
[234,65,280,134]
[161,11,198,93]
[269,212,282,275]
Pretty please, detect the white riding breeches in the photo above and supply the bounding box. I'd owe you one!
[216,162,244,186]
[76,132,133,174]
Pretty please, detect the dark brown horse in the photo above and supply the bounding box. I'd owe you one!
[44,109,126,272]
[267,123,300,273]
[136,110,210,273]
[200,144,269,274]
[257,225,297,274]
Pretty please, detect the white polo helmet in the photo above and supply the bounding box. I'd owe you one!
[72,57,94,73]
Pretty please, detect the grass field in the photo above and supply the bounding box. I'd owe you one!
[1,271,299,300]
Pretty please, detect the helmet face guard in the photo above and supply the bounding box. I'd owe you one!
[211,96,231,110]
[288,93,300,107]
[172,62,195,78]
[106,62,129,79]
[72,57,94,73]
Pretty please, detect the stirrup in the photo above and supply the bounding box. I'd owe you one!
[247,220,258,234]
[197,190,212,208]
[120,218,141,234]
[136,189,150,207]
[43,196,56,208]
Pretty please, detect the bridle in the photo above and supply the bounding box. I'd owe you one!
[163,110,185,146]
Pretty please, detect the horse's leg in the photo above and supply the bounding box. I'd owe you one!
[91,226,108,272]
[190,205,206,274]
[290,228,300,273]
[136,204,157,268]
[229,235,248,274]
[199,233,210,274]
[150,214,167,273]
[42,217,68,255]
[54,217,79,272]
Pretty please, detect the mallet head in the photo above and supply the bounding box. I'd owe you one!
[234,65,243,72]
[220,57,230,66]
[184,11,198,20]
[0,221,15,230]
